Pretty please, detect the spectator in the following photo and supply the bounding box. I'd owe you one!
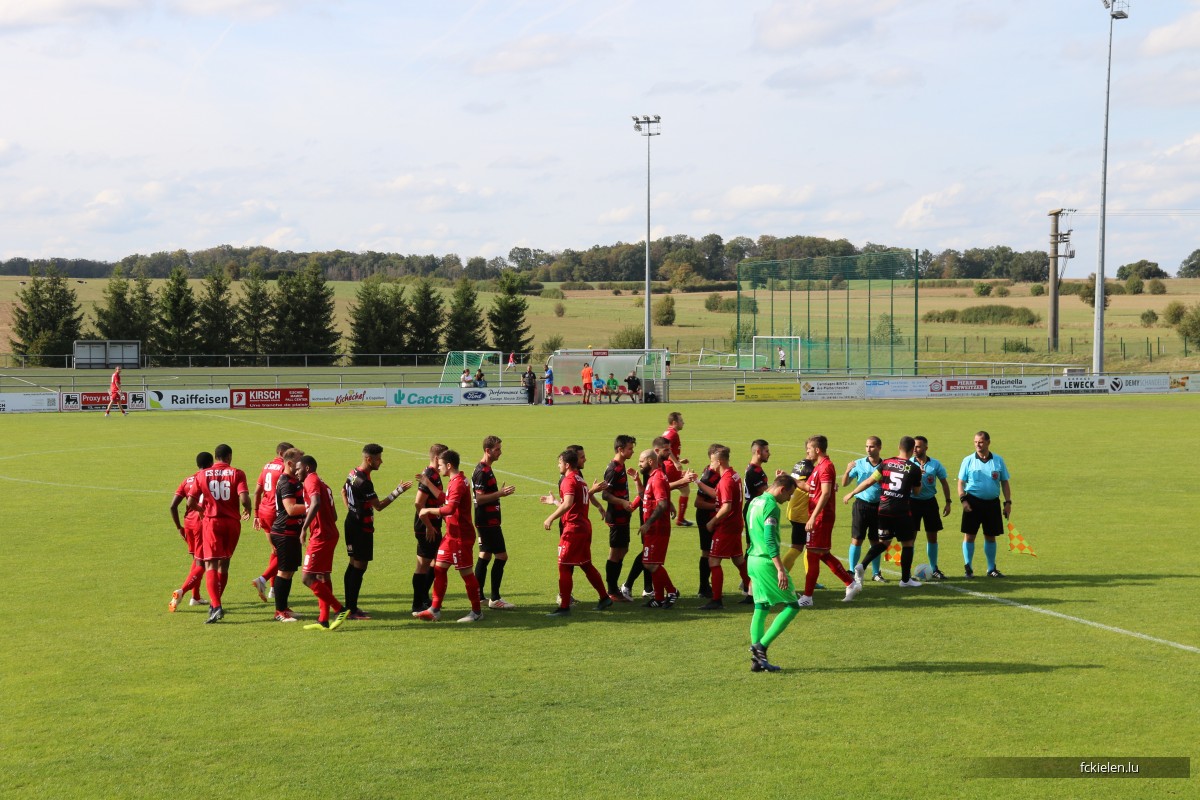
[625,371,642,403]
[522,365,537,405]
[459,369,473,388]
[605,373,619,403]
[473,368,487,388]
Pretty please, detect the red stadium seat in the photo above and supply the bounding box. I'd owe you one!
[571,386,583,395]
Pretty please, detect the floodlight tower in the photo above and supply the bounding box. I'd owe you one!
[632,115,661,351]
[1094,0,1129,374]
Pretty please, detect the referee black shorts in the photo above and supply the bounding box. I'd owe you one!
[960,495,1003,538]
[910,496,944,535]
[851,499,879,540]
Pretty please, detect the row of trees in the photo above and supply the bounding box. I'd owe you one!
[9,266,535,364]
[9,238,1198,286]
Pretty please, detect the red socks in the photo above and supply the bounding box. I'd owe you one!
[431,566,449,609]
[580,563,607,599]
[181,563,204,596]
[650,567,670,601]
[558,565,573,609]
[218,571,228,594]
[678,497,689,522]
[261,553,278,582]
[735,560,750,591]
[821,552,854,585]
[205,569,223,607]
[711,564,724,601]
[310,579,343,622]
[463,572,482,613]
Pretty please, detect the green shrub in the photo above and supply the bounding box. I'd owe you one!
[974,283,993,297]
[1125,276,1144,295]
[1163,301,1186,325]
[829,275,846,290]
[925,304,1040,326]
[652,295,676,326]
[534,334,565,360]
[554,302,565,318]
[1030,283,1046,296]
[540,287,564,300]
[612,288,622,295]
[705,293,722,312]
[1147,278,1166,295]
[1002,339,1035,353]
[609,325,644,349]
[559,281,594,291]
[1140,309,1159,327]
[1058,281,1084,296]
[872,314,902,344]
[633,296,644,308]
[995,286,1010,297]
[1107,281,1126,295]
[922,309,959,323]
[717,297,757,313]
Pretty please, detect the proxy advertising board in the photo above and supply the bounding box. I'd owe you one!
[59,391,147,412]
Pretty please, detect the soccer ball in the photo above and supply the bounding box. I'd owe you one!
[912,563,934,581]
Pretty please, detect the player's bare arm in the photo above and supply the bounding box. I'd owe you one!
[707,500,731,533]
[669,470,696,491]
[543,491,574,530]
[806,479,833,533]
[842,473,880,504]
[371,479,413,512]
[638,499,669,536]
[169,495,185,538]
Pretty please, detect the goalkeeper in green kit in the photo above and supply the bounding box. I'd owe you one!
[746,473,800,672]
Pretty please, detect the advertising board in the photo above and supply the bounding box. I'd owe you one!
[1106,375,1169,394]
[799,380,865,401]
[459,387,528,405]
[230,388,310,409]
[988,377,1051,396]
[60,391,147,411]
[309,388,387,408]
[932,378,989,397]
[148,389,232,410]
[388,388,461,408]
[734,383,799,402]
[1169,374,1198,392]
[0,392,60,413]
[1050,376,1110,394]
[864,378,933,399]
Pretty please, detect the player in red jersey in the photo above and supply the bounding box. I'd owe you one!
[296,455,349,630]
[168,451,213,611]
[267,448,306,622]
[700,445,753,610]
[801,435,860,606]
[663,411,692,526]
[544,448,613,616]
[634,449,677,608]
[186,443,251,623]
[103,366,126,416]
[414,450,485,623]
[251,441,294,603]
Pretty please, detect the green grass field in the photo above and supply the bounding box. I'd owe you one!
[3,395,1198,798]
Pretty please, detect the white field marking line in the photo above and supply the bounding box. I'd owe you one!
[0,373,60,393]
[0,473,161,495]
[206,413,559,488]
[872,565,1200,655]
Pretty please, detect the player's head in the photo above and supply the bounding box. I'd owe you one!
[897,435,916,456]
[566,444,586,468]
[614,434,636,457]
[651,436,670,456]
[196,451,214,469]
[667,411,683,429]
[806,435,828,459]
[913,435,929,458]
[769,473,798,503]
[362,443,383,470]
[483,435,502,461]
[282,447,304,473]
[559,449,579,473]
[751,439,770,462]
[865,436,882,458]
[214,443,232,462]
[438,449,460,475]
[429,443,448,463]
[298,454,318,477]
[275,441,294,456]
[638,448,658,471]
[974,431,991,455]
[713,445,731,465]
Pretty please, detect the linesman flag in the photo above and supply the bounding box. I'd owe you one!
[884,542,903,564]
[1007,520,1037,557]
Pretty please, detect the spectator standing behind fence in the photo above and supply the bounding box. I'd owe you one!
[522,365,537,405]
[625,371,641,402]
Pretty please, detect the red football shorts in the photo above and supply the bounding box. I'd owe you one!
[557,532,594,566]
[805,514,836,550]
[641,532,670,566]
[110,390,120,402]
[184,519,203,557]
[200,517,241,561]
[709,530,744,559]
[303,533,340,575]
[256,509,276,533]
[436,536,474,569]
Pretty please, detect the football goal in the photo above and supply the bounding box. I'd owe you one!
[440,351,502,388]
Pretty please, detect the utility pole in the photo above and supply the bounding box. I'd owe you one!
[1047,209,1074,352]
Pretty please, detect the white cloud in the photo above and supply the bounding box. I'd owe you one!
[1141,9,1200,56]
[599,206,635,224]
[0,138,24,166]
[0,0,293,30]
[470,34,611,76]
[724,184,815,211]
[647,79,738,96]
[764,62,857,94]
[753,0,902,51]
[897,183,964,230]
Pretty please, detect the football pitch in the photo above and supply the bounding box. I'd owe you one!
[3,395,1197,799]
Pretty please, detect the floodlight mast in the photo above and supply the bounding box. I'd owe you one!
[632,115,661,352]
[1094,0,1129,374]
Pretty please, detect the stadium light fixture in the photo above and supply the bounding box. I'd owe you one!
[1094,0,1129,375]
[632,114,662,351]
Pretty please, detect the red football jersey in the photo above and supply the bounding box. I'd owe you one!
[303,473,339,540]
[174,475,203,523]
[661,456,683,485]
[438,472,476,541]
[256,457,285,524]
[806,457,837,523]
[193,462,248,520]
[559,471,590,534]
[662,427,681,459]
[715,468,744,539]
[641,469,672,536]
[110,369,120,393]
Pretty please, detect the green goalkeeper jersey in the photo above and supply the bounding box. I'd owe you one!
[745,494,781,560]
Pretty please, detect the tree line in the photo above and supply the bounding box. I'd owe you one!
[8,266,534,365]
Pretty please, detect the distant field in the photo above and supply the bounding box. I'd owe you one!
[2,394,1197,799]
[2,276,1198,372]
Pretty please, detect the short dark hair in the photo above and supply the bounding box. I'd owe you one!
[560,449,579,468]
[866,436,882,447]
[196,451,214,469]
[276,441,294,456]
[440,450,460,469]
[363,443,383,457]
[214,443,232,462]
[566,444,584,454]
[772,474,797,491]
[708,443,723,456]
[975,430,991,441]
[751,439,769,451]
[429,443,448,459]
[614,434,636,451]
[806,435,828,453]
[300,454,318,471]
[913,435,928,445]
[714,445,731,463]
[282,447,304,463]
[652,436,670,449]
[667,411,682,425]
[483,435,502,451]
[898,436,916,453]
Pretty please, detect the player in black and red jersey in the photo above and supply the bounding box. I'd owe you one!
[411,443,448,612]
[743,439,771,523]
[691,443,722,598]
[600,435,637,600]
[342,443,412,620]
[415,450,485,622]
[269,447,306,622]
[472,436,517,609]
[185,443,251,624]
[168,451,213,611]
[843,436,925,587]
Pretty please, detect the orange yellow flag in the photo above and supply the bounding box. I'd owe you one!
[1006,520,1037,557]
[884,542,904,564]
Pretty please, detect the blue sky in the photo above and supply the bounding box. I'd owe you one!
[1,0,1197,277]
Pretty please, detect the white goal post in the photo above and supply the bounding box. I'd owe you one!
[751,336,805,371]
[440,351,502,387]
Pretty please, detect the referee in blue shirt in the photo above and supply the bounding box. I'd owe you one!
[957,431,1012,578]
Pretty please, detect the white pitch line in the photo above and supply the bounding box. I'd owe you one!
[875,566,1200,655]
[0,372,60,393]
[0,474,162,494]
[206,413,559,488]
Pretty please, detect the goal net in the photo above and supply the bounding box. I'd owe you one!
[696,348,737,369]
[440,351,502,387]
[750,336,806,371]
